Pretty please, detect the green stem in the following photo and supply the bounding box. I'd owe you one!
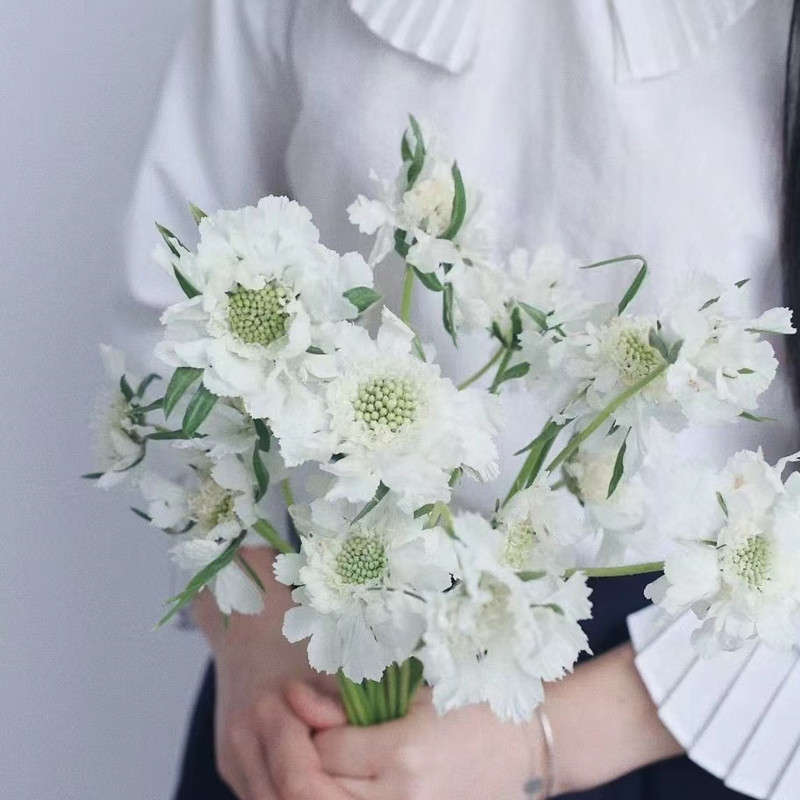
[385,664,399,719]
[398,659,412,716]
[503,419,564,507]
[545,363,669,476]
[457,347,505,391]
[281,477,295,508]
[372,680,389,723]
[488,346,514,394]
[337,672,371,726]
[251,519,295,554]
[568,561,664,579]
[401,265,415,325]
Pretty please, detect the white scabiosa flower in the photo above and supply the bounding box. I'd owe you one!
[562,442,647,563]
[171,538,264,615]
[662,277,794,424]
[418,513,591,723]
[494,480,587,573]
[140,455,259,541]
[348,122,493,273]
[155,196,373,458]
[140,455,265,615]
[646,449,800,654]
[300,309,501,512]
[91,346,150,488]
[274,498,456,682]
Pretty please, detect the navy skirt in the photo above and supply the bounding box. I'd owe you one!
[173,575,748,799]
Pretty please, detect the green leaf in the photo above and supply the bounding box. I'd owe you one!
[518,302,548,331]
[135,398,164,414]
[617,261,648,314]
[406,115,426,188]
[82,472,104,480]
[413,503,436,519]
[394,228,411,259]
[668,339,684,364]
[413,266,444,292]
[351,483,389,526]
[441,162,466,241]
[496,361,530,387]
[442,283,457,346]
[344,286,382,313]
[254,419,272,451]
[581,255,648,315]
[155,222,185,257]
[189,203,208,224]
[716,492,729,517]
[738,368,756,375]
[648,329,670,362]
[491,321,510,348]
[253,443,269,502]
[739,411,777,422]
[164,367,203,418]
[735,278,750,289]
[607,434,629,499]
[514,419,565,456]
[510,305,523,343]
[700,296,720,311]
[119,375,135,402]
[236,553,265,591]
[401,129,413,163]
[173,265,201,299]
[156,532,246,628]
[146,428,203,441]
[182,382,218,437]
[517,570,548,582]
[135,373,161,398]
[130,507,152,522]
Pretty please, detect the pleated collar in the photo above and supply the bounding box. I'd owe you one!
[610,0,763,81]
[347,0,763,80]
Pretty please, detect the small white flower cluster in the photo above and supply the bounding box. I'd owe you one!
[90,117,799,727]
[647,449,800,655]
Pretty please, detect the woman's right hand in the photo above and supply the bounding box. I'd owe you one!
[193,547,354,800]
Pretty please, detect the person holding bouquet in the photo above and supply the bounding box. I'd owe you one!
[122,1,800,798]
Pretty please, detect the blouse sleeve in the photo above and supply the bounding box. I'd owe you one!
[628,606,800,799]
[123,0,300,539]
[124,0,298,308]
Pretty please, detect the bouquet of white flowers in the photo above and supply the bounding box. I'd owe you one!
[88,117,798,727]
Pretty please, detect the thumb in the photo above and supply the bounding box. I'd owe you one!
[284,680,348,730]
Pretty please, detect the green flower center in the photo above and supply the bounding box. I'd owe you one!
[613,329,663,386]
[502,523,536,570]
[354,376,418,433]
[228,283,290,346]
[336,535,387,585]
[729,536,771,589]
[189,480,237,531]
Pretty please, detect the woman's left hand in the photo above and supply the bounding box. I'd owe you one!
[285,682,544,800]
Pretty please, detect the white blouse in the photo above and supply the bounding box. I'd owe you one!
[125,1,798,796]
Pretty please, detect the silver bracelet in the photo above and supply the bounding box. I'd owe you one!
[524,707,556,799]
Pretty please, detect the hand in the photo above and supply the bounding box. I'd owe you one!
[286,683,543,800]
[193,547,356,800]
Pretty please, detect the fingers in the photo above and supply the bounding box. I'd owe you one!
[261,698,356,800]
[314,721,401,779]
[336,777,377,799]
[284,680,347,730]
[228,724,274,800]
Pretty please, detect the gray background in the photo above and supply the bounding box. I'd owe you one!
[0,2,211,797]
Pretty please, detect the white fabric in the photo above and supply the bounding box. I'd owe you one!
[125,0,797,793]
[628,607,800,799]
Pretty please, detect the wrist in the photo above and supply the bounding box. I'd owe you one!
[523,706,555,798]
